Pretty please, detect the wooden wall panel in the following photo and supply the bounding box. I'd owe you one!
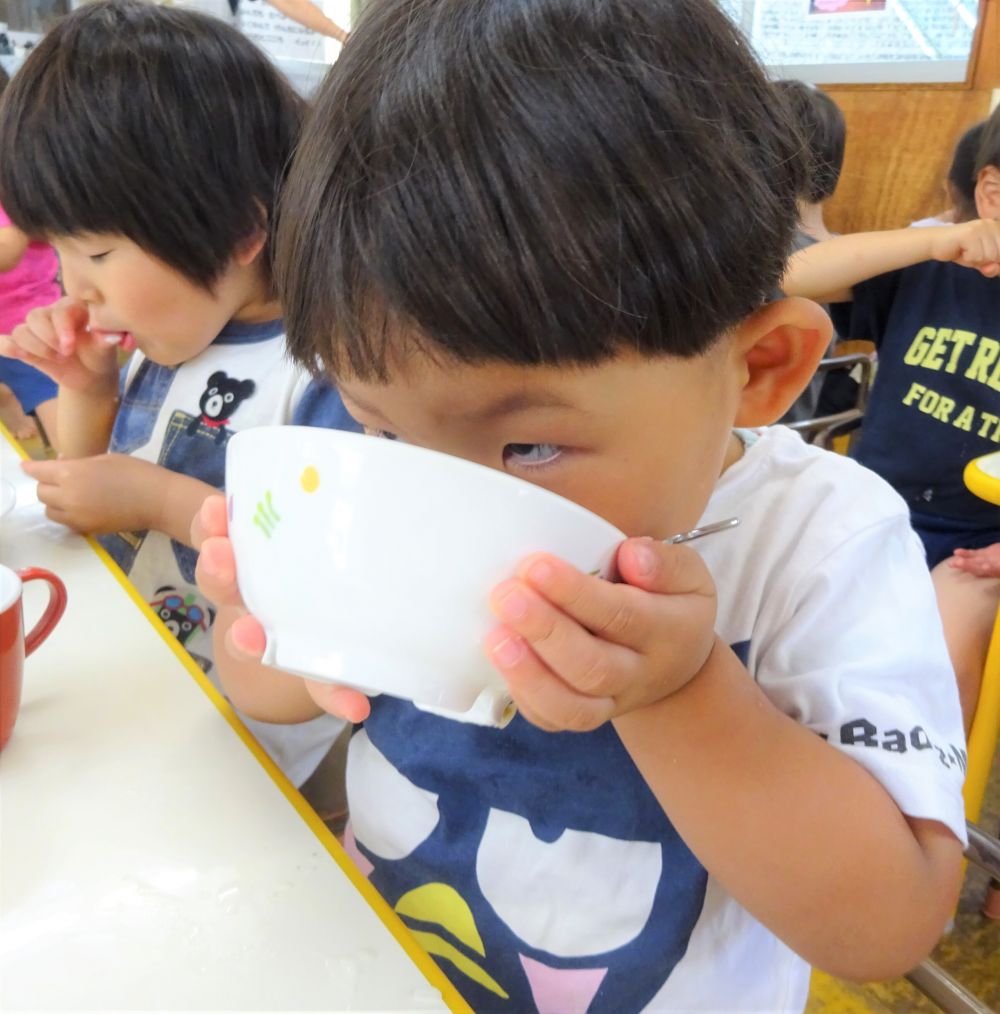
[973,0,999,89]
[820,0,998,235]
[821,89,993,233]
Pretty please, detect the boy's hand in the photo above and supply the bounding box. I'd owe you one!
[22,454,164,534]
[947,543,1000,579]
[486,539,717,732]
[929,220,1000,277]
[193,495,372,722]
[0,297,123,394]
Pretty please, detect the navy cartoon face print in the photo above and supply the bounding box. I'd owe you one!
[188,371,256,441]
[150,585,214,646]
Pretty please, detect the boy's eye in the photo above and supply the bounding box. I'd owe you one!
[374,429,399,441]
[503,443,563,467]
[88,251,111,263]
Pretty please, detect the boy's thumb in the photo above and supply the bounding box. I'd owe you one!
[616,538,711,597]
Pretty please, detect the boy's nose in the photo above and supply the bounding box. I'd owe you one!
[58,263,100,305]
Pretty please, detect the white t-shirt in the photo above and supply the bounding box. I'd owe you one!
[341,426,967,1013]
[99,319,357,787]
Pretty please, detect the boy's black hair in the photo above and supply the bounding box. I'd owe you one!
[0,0,303,290]
[948,121,985,221]
[976,105,1000,177]
[275,0,808,381]
[773,80,845,205]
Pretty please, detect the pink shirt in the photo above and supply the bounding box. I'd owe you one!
[0,204,61,334]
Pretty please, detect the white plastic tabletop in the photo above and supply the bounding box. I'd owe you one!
[0,431,462,1012]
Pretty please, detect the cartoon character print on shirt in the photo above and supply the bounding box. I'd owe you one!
[149,585,216,672]
[342,697,710,1013]
[150,585,214,647]
[100,370,258,585]
[187,371,257,444]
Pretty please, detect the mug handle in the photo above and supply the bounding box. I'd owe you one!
[18,567,68,656]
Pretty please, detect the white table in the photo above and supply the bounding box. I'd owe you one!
[0,433,462,1012]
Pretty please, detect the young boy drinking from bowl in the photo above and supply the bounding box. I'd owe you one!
[0,0,357,806]
[195,0,966,1008]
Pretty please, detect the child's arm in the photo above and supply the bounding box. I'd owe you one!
[614,644,961,981]
[783,219,1000,304]
[0,224,30,272]
[20,454,217,544]
[0,297,121,457]
[265,0,349,41]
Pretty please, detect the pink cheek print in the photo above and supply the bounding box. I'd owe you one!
[341,823,375,878]
[518,954,608,1014]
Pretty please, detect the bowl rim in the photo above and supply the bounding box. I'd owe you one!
[228,426,627,538]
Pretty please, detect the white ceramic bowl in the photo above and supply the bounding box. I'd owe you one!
[226,427,624,725]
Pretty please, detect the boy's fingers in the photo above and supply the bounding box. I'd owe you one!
[304,680,371,723]
[191,494,228,549]
[514,552,656,649]
[51,300,90,354]
[33,481,65,511]
[616,539,715,599]
[484,627,614,732]
[490,577,637,697]
[20,458,62,482]
[229,613,267,658]
[7,322,61,361]
[195,535,243,605]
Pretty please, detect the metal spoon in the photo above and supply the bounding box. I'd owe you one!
[664,517,740,544]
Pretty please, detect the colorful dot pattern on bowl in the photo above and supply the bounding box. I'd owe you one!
[300,466,320,493]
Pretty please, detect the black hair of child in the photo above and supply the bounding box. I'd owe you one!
[773,80,846,206]
[947,122,986,221]
[976,105,1000,177]
[0,66,9,94]
[275,0,809,381]
[0,0,303,290]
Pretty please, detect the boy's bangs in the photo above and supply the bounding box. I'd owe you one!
[276,0,804,381]
[0,0,302,289]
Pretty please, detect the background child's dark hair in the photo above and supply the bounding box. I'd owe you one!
[976,105,1000,178]
[0,0,303,290]
[947,121,985,222]
[276,0,807,381]
[773,80,846,206]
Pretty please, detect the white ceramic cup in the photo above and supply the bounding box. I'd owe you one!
[226,427,625,726]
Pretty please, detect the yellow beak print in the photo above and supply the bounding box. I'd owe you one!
[395,883,509,999]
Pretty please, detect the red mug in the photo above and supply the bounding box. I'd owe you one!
[1,564,67,751]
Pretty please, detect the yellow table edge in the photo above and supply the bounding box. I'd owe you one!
[1,424,472,1014]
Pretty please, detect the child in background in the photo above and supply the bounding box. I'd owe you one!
[0,0,356,810]
[774,79,846,424]
[196,1,964,1009]
[0,65,60,444]
[784,105,1000,731]
[912,120,985,228]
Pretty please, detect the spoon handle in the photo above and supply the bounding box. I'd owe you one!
[664,517,740,545]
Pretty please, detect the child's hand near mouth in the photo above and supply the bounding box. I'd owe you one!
[0,296,121,395]
[486,540,717,732]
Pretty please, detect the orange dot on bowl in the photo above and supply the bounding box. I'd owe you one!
[300,466,320,493]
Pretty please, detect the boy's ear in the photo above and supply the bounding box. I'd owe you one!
[974,165,1000,220]
[233,225,268,267]
[730,297,832,427]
